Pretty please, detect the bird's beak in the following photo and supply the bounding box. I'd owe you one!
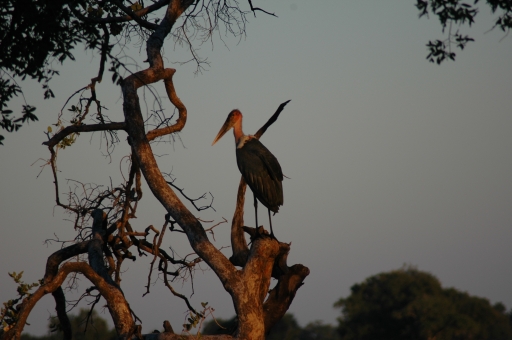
[212,116,234,146]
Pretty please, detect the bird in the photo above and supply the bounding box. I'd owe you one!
[212,109,283,239]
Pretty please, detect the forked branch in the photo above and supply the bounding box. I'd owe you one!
[3,213,133,340]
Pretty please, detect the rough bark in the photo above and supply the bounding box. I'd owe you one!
[229,177,250,267]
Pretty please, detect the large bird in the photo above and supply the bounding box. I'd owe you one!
[212,109,283,238]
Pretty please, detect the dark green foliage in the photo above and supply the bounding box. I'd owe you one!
[1,0,79,80]
[202,313,340,340]
[335,266,512,340]
[20,309,116,340]
[1,272,41,331]
[297,320,341,340]
[0,0,108,143]
[266,314,301,340]
[0,105,38,145]
[416,0,512,64]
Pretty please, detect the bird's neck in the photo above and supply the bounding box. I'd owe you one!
[233,119,244,145]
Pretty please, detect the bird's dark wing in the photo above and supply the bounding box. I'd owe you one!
[236,138,283,212]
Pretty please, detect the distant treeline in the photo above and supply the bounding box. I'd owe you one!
[20,267,512,340]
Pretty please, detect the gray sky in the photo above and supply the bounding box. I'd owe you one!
[1,1,511,335]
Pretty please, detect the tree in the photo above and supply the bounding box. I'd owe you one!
[416,0,512,64]
[0,0,100,144]
[334,266,512,340]
[0,0,278,145]
[0,1,309,340]
[21,309,116,340]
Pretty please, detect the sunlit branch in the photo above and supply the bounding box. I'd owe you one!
[145,69,188,141]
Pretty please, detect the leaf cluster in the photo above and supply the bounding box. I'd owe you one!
[0,0,253,144]
[416,0,512,64]
[487,0,512,31]
[0,272,41,333]
[0,105,37,145]
[335,266,512,340]
[0,0,102,142]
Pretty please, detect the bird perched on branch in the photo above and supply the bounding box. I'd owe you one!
[212,109,283,239]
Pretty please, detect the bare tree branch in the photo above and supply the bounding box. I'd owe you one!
[43,122,126,148]
[142,67,188,142]
[254,100,290,139]
[247,0,277,17]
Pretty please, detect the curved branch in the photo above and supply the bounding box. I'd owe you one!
[146,69,188,141]
[44,241,92,283]
[161,259,199,315]
[89,23,110,86]
[229,177,249,267]
[263,263,310,333]
[165,177,214,212]
[43,122,126,148]
[122,0,236,291]
[3,261,133,340]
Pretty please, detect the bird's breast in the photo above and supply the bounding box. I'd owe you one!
[236,135,254,149]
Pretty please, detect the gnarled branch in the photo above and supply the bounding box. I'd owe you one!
[43,122,126,148]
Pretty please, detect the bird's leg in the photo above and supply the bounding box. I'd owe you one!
[253,193,259,228]
[268,209,277,240]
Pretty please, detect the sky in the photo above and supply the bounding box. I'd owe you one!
[1,1,512,335]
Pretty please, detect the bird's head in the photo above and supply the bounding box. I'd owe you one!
[212,109,243,145]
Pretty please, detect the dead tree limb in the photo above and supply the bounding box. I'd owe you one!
[229,176,250,267]
[43,122,126,148]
